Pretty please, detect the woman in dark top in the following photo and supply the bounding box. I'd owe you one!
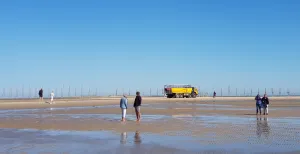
[39,88,43,101]
[134,91,142,121]
[261,94,270,115]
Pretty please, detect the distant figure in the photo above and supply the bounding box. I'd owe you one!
[120,94,128,122]
[50,91,55,104]
[38,88,43,101]
[255,94,262,115]
[261,94,270,115]
[213,91,216,98]
[134,91,142,122]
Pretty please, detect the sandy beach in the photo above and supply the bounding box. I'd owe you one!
[0,97,299,153]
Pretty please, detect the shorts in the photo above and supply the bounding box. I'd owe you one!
[135,106,140,112]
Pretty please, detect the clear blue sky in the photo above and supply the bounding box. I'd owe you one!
[0,0,299,95]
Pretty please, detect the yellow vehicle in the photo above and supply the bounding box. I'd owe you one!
[164,84,198,98]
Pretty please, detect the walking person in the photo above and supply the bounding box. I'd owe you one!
[134,91,142,122]
[50,91,55,104]
[39,88,43,102]
[255,94,262,115]
[120,94,128,122]
[262,94,270,115]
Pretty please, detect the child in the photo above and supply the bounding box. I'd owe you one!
[50,91,55,104]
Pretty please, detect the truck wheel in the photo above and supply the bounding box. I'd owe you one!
[167,94,173,98]
[175,94,179,98]
[191,92,197,98]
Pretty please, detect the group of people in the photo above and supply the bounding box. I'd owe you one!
[119,91,142,122]
[255,94,270,115]
[38,88,55,104]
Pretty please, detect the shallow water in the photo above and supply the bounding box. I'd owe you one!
[1,104,300,154]
[0,115,300,153]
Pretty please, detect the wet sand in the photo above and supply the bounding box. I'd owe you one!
[0,97,299,153]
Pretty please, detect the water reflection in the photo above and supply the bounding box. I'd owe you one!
[134,131,142,144]
[256,117,270,139]
[120,132,127,144]
[120,131,142,145]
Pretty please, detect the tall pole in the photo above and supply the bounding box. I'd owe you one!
[271,88,274,96]
[116,89,118,96]
[228,86,230,96]
[150,88,152,96]
[75,88,77,97]
[2,88,5,97]
[221,88,223,97]
[35,88,37,98]
[10,88,12,98]
[68,86,71,97]
[265,88,267,94]
[279,88,281,96]
[198,86,200,96]
[81,85,83,97]
[236,88,237,97]
[55,88,57,98]
[16,89,18,98]
[157,88,159,96]
[22,85,24,98]
[251,89,252,96]
[61,87,63,98]
[244,88,245,96]
[29,86,31,98]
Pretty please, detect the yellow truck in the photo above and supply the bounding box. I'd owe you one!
[164,84,198,98]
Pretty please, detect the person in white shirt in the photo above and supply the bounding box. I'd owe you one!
[50,91,55,104]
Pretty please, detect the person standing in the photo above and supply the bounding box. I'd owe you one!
[50,91,55,104]
[255,94,262,115]
[213,91,216,98]
[120,94,128,122]
[134,91,142,122]
[261,94,270,115]
[38,88,43,102]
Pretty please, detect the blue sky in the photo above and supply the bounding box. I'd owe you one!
[0,0,299,96]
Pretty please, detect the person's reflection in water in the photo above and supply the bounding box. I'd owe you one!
[134,131,142,144]
[256,117,270,139]
[120,132,127,144]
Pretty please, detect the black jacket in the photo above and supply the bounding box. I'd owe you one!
[261,97,269,106]
[134,96,142,107]
[39,90,43,97]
